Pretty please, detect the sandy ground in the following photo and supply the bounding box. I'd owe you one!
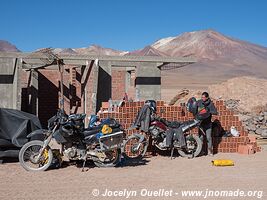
[0,151,266,200]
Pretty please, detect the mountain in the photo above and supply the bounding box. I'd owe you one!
[126,45,167,56]
[1,30,267,102]
[33,45,126,56]
[146,30,267,101]
[151,29,267,63]
[0,40,20,52]
[75,45,127,56]
[58,48,78,54]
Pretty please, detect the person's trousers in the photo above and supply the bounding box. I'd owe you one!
[200,122,213,149]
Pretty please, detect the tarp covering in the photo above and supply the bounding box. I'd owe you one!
[0,108,41,148]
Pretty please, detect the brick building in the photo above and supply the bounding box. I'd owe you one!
[0,52,260,155]
[0,52,195,126]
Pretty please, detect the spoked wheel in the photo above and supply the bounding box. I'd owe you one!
[19,140,53,171]
[93,148,121,167]
[123,135,148,160]
[177,134,202,158]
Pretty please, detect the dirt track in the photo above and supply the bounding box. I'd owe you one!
[0,151,266,200]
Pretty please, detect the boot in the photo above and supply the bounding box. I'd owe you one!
[208,148,213,156]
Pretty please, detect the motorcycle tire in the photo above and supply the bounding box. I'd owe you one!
[178,134,202,158]
[122,135,148,160]
[93,149,121,168]
[19,140,53,172]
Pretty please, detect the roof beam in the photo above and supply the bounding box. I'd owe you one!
[0,52,197,63]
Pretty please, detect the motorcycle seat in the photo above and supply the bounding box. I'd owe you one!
[83,127,101,137]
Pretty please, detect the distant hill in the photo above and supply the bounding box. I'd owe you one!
[0,40,20,52]
[2,30,267,102]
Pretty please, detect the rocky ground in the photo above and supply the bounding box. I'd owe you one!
[224,99,267,138]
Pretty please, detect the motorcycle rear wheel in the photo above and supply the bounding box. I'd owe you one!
[93,149,121,167]
[177,134,202,158]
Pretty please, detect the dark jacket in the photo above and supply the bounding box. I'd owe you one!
[133,105,151,132]
[196,98,218,124]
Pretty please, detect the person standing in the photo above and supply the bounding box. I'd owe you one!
[197,92,218,156]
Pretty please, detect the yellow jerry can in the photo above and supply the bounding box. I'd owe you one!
[212,159,234,166]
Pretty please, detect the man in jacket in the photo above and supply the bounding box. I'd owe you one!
[197,92,218,156]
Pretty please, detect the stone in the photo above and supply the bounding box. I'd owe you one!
[248,124,257,131]
[253,120,258,125]
[239,115,251,122]
[255,128,263,135]
[261,129,267,137]
[258,116,264,121]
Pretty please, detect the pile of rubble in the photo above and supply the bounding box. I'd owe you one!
[224,99,240,113]
[208,76,267,113]
[239,112,267,138]
[224,99,267,138]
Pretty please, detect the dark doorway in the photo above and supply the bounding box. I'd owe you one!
[38,72,59,127]
[96,67,111,112]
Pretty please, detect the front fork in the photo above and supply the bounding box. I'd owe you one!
[133,133,147,151]
[35,125,57,161]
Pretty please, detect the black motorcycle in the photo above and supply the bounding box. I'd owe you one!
[19,109,124,171]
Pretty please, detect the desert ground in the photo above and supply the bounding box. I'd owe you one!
[0,151,266,200]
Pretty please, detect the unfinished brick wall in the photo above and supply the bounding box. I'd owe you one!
[20,67,86,127]
[38,70,60,127]
[111,69,126,100]
[38,67,86,125]
[99,100,261,154]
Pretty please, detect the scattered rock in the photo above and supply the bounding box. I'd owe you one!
[225,99,239,112]
[239,112,267,135]
[248,124,257,131]
[261,130,267,137]
[255,128,263,135]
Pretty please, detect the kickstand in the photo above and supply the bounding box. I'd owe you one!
[81,159,86,172]
[170,147,174,160]
[188,152,194,159]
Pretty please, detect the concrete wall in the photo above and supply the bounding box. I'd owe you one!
[0,58,20,109]
[135,62,161,101]
[0,57,163,126]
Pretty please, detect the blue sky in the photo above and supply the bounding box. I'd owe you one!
[1,0,267,51]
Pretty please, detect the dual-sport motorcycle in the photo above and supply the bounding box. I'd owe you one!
[123,100,204,159]
[19,109,124,171]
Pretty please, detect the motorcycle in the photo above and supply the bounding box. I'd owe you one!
[19,109,124,171]
[123,114,204,159]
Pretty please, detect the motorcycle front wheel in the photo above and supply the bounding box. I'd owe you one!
[93,148,121,168]
[19,140,53,171]
[122,135,148,160]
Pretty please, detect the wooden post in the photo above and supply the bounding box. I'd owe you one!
[58,60,65,111]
